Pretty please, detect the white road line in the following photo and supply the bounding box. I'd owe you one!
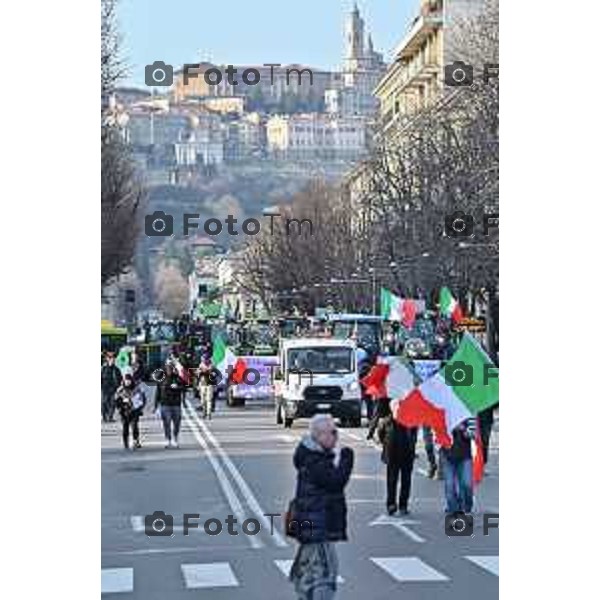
[186,398,289,548]
[275,434,296,443]
[370,514,426,543]
[181,563,239,588]
[343,432,363,442]
[465,555,499,576]
[101,568,134,593]
[371,557,449,582]
[182,405,263,549]
[274,560,345,583]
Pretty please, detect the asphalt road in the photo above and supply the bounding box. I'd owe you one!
[102,393,499,599]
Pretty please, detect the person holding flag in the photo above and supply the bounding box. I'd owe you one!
[439,418,477,514]
[392,332,498,510]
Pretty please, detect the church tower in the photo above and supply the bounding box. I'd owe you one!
[344,3,365,87]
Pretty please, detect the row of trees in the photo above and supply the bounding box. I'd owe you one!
[101,0,143,289]
[238,0,499,329]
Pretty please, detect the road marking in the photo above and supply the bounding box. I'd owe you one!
[275,434,296,443]
[344,432,363,442]
[465,555,499,576]
[182,405,263,549]
[274,560,345,583]
[371,557,449,582]
[370,514,426,543]
[101,568,134,593]
[186,398,288,548]
[181,563,239,588]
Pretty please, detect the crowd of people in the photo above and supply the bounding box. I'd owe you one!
[101,346,220,450]
[101,336,497,600]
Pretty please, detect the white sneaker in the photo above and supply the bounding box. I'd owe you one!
[165,439,172,449]
[172,438,179,448]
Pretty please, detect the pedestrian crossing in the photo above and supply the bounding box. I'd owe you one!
[101,554,498,593]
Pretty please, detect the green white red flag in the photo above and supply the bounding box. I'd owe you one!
[380,288,402,321]
[393,333,498,449]
[439,286,463,323]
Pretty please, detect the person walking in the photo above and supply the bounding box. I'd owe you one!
[155,364,184,448]
[440,418,476,514]
[197,356,215,420]
[288,414,354,600]
[114,374,146,449]
[370,400,417,515]
[130,349,145,385]
[101,352,122,422]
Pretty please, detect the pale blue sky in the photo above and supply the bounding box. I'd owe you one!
[118,0,420,87]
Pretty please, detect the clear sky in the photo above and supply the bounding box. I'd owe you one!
[118,0,420,87]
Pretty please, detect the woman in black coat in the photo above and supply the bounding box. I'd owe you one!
[289,414,354,600]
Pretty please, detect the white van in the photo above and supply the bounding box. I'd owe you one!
[274,338,362,428]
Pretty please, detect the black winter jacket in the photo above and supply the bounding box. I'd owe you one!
[291,436,354,544]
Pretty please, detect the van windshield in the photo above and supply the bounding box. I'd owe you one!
[287,347,354,374]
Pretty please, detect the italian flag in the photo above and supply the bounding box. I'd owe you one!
[439,286,464,323]
[211,335,236,375]
[361,361,390,400]
[361,357,417,401]
[393,333,498,451]
[380,288,403,321]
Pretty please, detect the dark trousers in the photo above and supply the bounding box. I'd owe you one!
[121,414,140,448]
[480,415,494,464]
[386,457,414,510]
[102,390,116,421]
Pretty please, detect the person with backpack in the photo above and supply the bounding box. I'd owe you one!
[114,373,146,449]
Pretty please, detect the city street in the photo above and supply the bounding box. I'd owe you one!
[102,395,498,599]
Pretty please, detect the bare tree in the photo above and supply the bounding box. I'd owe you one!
[101,0,143,287]
[154,263,189,319]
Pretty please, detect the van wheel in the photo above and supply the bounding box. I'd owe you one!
[350,417,362,428]
[284,417,293,428]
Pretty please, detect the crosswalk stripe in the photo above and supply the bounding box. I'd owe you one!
[102,568,133,594]
[371,557,449,582]
[181,562,240,588]
[465,555,499,576]
[274,560,345,583]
